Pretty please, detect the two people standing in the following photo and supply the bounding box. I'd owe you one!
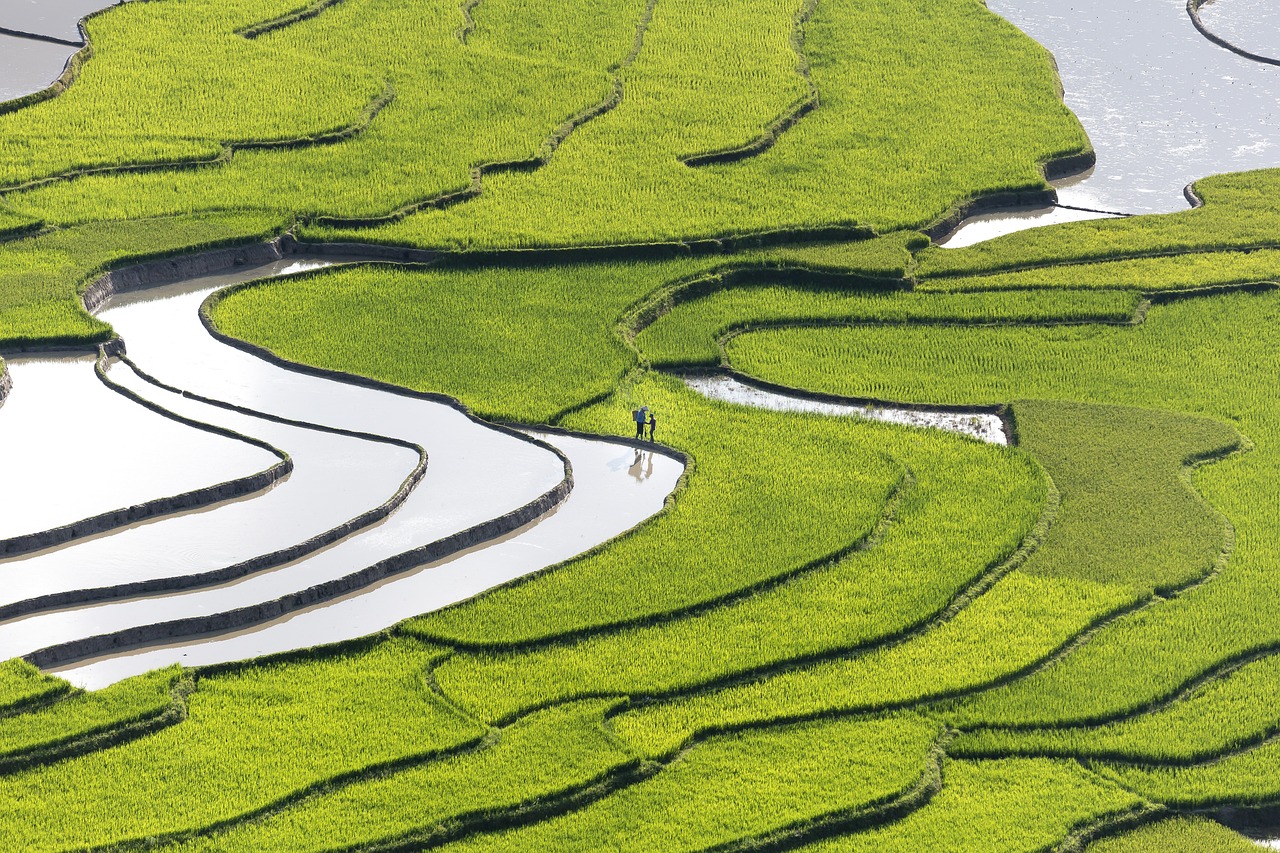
[632,405,657,442]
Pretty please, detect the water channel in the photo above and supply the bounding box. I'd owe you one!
[0,256,684,684]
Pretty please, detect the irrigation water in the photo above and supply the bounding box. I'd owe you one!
[0,256,682,687]
[56,433,683,689]
[941,0,1280,245]
[0,354,277,545]
[1196,0,1280,64]
[685,375,1008,445]
[0,0,115,43]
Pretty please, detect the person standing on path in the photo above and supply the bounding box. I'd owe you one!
[647,411,657,443]
[633,405,649,440]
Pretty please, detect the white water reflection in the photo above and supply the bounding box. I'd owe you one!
[685,375,1007,445]
[56,433,683,689]
[991,0,1280,215]
[0,358,416,612]
[942,0,1280,245]
[0,355,277,544]
[0,35,77,102]
[937,205,1121,248]
[0,253,684,686]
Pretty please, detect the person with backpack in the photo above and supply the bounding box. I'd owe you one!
[632,405,648,439]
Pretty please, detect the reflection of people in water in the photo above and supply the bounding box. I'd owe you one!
[647,412,657,442]
[629,448,654,482]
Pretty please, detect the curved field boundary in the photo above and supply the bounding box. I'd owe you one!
[1186,0,1280,67]
[951,645,1280,767]
[428,461,913,658]
[715,733,948,853]
[0,344,297,564]
[439,443,1055,725]
[0,361,292,560]
[236,0,349,39]
[0,348,431,623]
[11,246,585,666]
[0,5,101,118]
[0,677,192,777]
[80,234,309,315]
[923,149,1097,244]
[0,82,395,198]
[81,718,494,853]
[619,261,908,345]
[22,454,570,667]
[456,0,484,44]
[679,0,821,168]
[307,224,878,265]
[312,0,661,232]
[155,701,943,853]
[704,368,1015,443]
[586,415,1244,754]
[1054,805,1168,853]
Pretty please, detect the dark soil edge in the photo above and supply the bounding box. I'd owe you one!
[1186,0,1280,67]
[923,150,1097,245]
[0,348,432,623]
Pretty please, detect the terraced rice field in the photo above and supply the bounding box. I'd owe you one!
[3,0,1280,848]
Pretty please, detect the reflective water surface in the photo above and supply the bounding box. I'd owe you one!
[685,375,1008,445]
[0,35,77,102]
[0,255,685,685]
[56,432,684,689]
[0,0,119,42]
[0,354,277,544]
[943,0,1280,245]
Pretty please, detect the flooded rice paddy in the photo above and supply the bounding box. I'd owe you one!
[0,255,682,686]
[1195,0,1280,64]
[943,0,1280,244]
[1,0,1278,683]
[685,375,1008,445]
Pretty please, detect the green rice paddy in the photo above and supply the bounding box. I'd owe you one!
[3,0,1280,847]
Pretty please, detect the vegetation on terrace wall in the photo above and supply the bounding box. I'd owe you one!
[5,0,1280,846]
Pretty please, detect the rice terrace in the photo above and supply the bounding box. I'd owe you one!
[3,0,1280,848]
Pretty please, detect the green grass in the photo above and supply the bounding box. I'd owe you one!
[425,714,942,852]
[7,0,1280,840]
[309,0,1086,249]
[796,758,1144,853]
[407,373,903,646]
[432,410,1042,722]
[0,0,382,189]
[5,0,650,228]
[1100,739,1280,807]
[211,257,714,423]
[612,570,1132,759]
[0,639,482,850]
[637,286,1140,368]
[1084,817,1259,853]
[725,291,1279,734]
[0,667,182,768]
[166,699,635,852]
[0,660,69,715]
[920,248,1280,293]
[952,652,1280,764]
[607,396,1237,758]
